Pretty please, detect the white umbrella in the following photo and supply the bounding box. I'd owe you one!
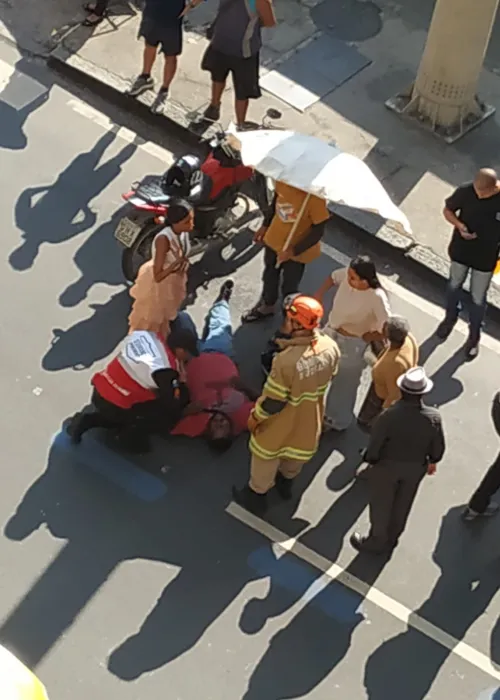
[229,127,412,237]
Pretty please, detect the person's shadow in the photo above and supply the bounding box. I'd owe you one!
[419,334,464,407]
[363,505,500,700]
[41,290,130,371]
[58,207,126,308]
[0,431,262,672]
[10,131,136,271]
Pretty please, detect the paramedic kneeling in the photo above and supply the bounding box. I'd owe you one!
[67,327,198,453]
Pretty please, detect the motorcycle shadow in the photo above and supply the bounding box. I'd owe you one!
[184,209,261,307]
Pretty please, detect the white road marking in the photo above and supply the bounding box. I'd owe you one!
[322,241,500,356]
[227,501,500,681]
[66,98,173,164]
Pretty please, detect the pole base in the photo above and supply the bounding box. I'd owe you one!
[385,91,496,144]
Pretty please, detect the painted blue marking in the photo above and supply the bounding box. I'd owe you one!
[247,546,365,624]
[478,689,500,699]
[52,430,167,502]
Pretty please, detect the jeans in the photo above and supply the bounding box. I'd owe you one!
[445,261,493,341]
[323,329,367,430]
[174,302,234,358]
[262,246,305,307]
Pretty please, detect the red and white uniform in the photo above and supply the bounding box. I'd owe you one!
[92,331,179,410]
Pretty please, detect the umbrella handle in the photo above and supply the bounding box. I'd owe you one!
[276,193,312,268]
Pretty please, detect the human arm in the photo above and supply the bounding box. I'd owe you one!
[152,368,190,422]
[362,289,391,343]
[250,354,290,425]
[444,187,475,238]
[152,235,172,283]
[428,414,445,467]
[278,196,330,263]
[256,0,276,27]
[254,191,277,243]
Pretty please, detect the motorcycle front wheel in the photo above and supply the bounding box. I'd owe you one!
[121,220,161,283]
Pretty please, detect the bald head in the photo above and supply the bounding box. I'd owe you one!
[474,168,499,198]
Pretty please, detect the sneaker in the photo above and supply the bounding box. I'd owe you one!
[435,318,456,340]
[151,87,169,115]
[127,74,154,97]
[462,503,499,521]
[216,279,234,303]
[203,104,221,122]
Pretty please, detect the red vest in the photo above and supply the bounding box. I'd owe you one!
[92,334,178,410]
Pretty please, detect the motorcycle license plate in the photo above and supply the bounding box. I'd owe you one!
[115,217,141,248]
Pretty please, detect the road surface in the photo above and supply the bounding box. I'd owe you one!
[0,38,499,700]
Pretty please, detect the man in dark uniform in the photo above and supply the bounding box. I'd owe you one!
[351,366,445,554]
[462,391,500,520]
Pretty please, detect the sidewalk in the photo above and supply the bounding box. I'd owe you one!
[13,0,500,304]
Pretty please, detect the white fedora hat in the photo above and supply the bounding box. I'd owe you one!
[396,366,433,395]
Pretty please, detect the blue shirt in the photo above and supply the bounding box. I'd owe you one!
[143,0,186,25]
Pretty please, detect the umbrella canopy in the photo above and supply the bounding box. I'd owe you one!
[0,645,49,700]
[229,128,412,236]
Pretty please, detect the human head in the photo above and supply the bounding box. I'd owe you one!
[206,411,234,452]
[397,366,433,398]
[384,315,410,348]
[283,295,324,334]
[473,168,499,199]
[347,255,382,291]
[167,327,199,363]
[168,198,195,233]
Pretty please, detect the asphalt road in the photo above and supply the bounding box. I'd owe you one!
[0,38,500,700]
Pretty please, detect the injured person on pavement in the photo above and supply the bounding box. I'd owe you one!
[170,280,259,451]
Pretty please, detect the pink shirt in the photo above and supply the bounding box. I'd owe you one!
[171,353,254,438]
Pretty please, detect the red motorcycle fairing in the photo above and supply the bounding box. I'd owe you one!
[200,154,253,200]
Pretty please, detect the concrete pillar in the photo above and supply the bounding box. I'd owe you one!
[410,0,499,131]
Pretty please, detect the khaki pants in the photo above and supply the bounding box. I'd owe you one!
[249,454,305,494]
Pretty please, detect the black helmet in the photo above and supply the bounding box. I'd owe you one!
[162,154,202,196]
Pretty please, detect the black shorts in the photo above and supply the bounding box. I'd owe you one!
[139,17,183,56]
[202,45,261,101]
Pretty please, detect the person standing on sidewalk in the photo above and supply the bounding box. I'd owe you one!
[127,0,204,114]
[232,296,340,515]
[351,367,445,555]
[201,0,276,127]
[462,391,500,521]
[241,182,330,323]
[437,168,500,360]
[315,256,391,432]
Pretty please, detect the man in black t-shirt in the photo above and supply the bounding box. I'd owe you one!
[437,168,500,359]
[127,0,203,115]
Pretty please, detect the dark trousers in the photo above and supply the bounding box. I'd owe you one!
[469,452,500,513]
[262,246,305,306]
[93,0,109,14]
[366,462,427,551]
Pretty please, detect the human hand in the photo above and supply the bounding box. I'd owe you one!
[253,226,268,244]
[427,463,437,476]
[277,249,292,265]
[458,223,476,239]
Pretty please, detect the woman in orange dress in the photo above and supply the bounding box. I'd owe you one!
[128,199,195,336]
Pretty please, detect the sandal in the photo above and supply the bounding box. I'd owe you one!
[82,11,107,25]
[241,305,275,323]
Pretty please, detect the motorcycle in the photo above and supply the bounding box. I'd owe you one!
[115,109,281,282]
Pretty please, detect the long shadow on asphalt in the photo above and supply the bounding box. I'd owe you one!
[363,505,500,700]
[10,131,136,271]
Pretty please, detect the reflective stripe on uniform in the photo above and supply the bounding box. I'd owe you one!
[249,434,316,462]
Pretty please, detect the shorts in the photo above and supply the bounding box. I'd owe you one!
[201,45,261,101]
[139,16,183,56]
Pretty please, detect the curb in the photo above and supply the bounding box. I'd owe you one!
[49,43,500,324]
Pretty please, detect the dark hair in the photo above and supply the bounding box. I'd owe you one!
[206,412,233,452]
[167,198,193,225]
[349,255,381,290]
[167,327,199,356]
[386,315,409,347]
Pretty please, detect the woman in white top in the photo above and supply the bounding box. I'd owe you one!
[128,199,194,336]
[315,255,391,431]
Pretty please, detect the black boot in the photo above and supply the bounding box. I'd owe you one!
[232,485,267,515]
[275,473,293,500]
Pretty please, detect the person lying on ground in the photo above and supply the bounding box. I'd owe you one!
[67,327,198,453]
[170,280,259,451]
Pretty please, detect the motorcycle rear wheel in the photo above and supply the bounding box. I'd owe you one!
[121,220,161,283]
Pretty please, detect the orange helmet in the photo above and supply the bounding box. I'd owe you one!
[285,295,324,330]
